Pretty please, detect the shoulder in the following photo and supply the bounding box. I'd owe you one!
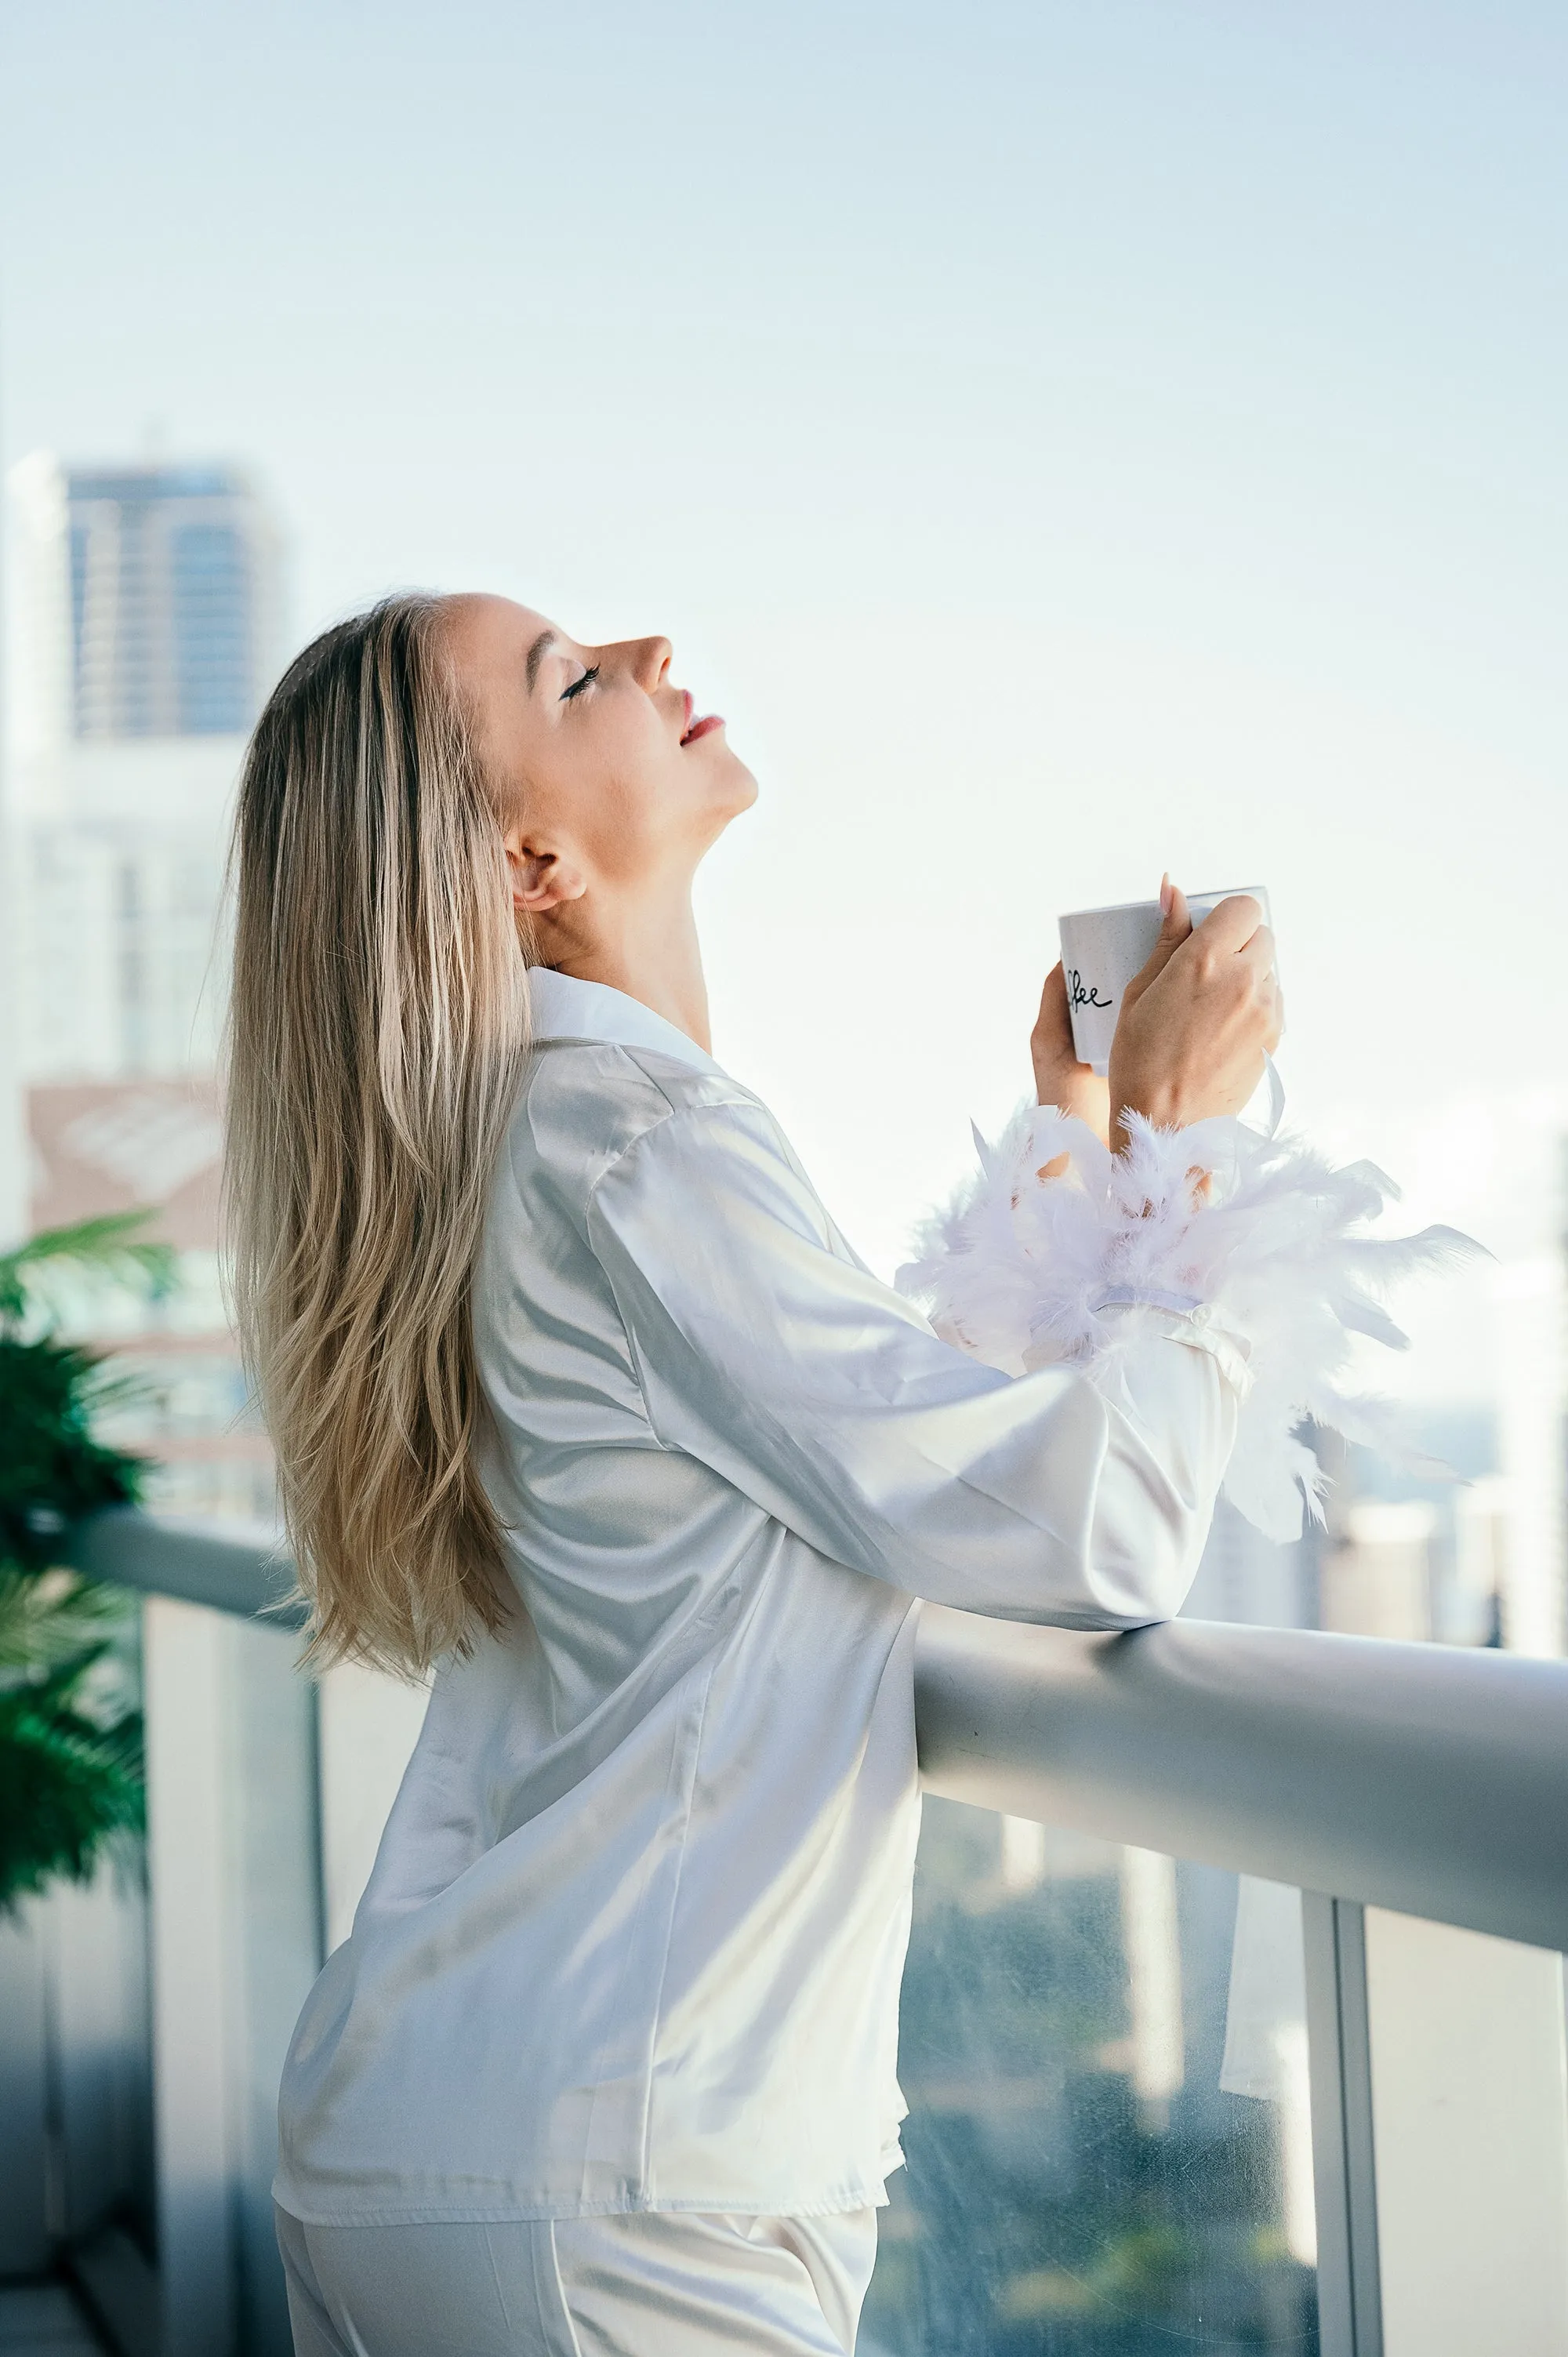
[503,1038,776,1212]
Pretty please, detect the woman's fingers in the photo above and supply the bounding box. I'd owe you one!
[1236,921,1276,974]
[1033,961,1074,1048]
[1230,929,1279,1062]
[1032,961,1112,1136]
[1030,963,1077,1080]
[1123,882,1193,1011]
[1194,893,1265,956]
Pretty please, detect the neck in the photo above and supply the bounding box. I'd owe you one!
[539,883,712,1054]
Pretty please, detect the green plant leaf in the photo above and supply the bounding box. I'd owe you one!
[0,1211,176,1327]
[0,1213,165,1901]
[0,1336,148,1571]
[0,1570,133,1673]
[0,1676,145,1912]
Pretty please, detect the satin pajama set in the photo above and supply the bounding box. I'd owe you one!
[273,968,1254,2353]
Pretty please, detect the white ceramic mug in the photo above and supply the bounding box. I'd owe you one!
[1057,886,1272,1074]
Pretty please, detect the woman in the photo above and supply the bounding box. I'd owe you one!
[229,593,1404,2356]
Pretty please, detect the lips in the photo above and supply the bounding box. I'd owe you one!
[679,688,724,747]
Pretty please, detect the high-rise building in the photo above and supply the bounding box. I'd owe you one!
[67,464,276,741]
[3,450,285,1520]
[6,452,282,1080]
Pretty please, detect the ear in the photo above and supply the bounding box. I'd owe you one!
[503,828,587,915]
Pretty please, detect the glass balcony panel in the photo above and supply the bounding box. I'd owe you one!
[1363,1908,1568,2357]
[861,1798,1318,2356]
[140,1595,320,2352]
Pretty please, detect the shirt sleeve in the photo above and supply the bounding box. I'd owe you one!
[585,1096,1239,1629]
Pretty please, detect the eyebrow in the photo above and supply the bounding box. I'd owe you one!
[525,629,557,695]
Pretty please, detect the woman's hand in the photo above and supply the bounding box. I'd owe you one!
[1031,963,1111,1143]
[1107,883,1282,1154]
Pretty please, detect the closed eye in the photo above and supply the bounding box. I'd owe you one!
[560,665,599,703]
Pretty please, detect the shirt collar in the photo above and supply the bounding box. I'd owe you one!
[528,967,723,1077]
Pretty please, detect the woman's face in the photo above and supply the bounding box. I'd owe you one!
[442,595,757,914]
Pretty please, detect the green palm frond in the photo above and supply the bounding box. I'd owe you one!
[0,1704,145,1911]
[0,1212,169,1902]
[0,1653,145,1912]
[0,1212,176,1328]
[0,1335,149,1571]
[0,1570,133,1673]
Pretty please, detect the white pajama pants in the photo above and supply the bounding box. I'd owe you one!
[274,2201,879,2356]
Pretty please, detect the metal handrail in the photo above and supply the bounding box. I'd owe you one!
[71,1505,1568,1954]
[64,1502,301,1623]
[915,1602,1568,1955]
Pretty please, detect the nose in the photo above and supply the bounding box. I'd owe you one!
[621,636,672,693]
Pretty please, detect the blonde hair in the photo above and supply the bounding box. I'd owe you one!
[226,594,532,1673]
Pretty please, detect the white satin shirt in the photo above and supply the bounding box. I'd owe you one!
[274,970,1239,2227]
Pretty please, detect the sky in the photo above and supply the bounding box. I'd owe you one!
[2,0,1565,1392]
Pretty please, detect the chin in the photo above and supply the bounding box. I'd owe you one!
[681,736,758,843]
[690,748,755,818]
[717,745,760,815]
[691,761,757,858]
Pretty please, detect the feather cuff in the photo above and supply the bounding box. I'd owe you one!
[897,1105,1475,1543]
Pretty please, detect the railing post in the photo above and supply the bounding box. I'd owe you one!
[142,1595,238,2357]
[1303,1893,1383,2357]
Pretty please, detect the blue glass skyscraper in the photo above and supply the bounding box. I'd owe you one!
[7,449,281,1085]
[65,465,273,739]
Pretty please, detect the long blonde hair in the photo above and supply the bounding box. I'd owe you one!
[226,595,532,1673]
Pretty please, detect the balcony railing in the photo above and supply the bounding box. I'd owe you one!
[914,1600,1568,2356]
[30,1507,1568,2357]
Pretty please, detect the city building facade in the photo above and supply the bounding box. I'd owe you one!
[8,453,281,1084]
[5,450,283,1519]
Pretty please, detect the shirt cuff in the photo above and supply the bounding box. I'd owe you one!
[898,1100,1473,1542]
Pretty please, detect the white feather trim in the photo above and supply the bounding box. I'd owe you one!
[897,1104,1478,1544]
